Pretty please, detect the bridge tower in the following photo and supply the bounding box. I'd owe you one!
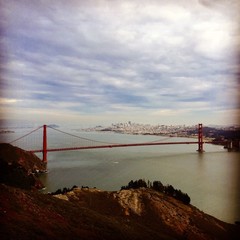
[197,123,204,152]
[42,124,47,162]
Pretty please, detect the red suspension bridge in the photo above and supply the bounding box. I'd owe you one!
[9,123,209,163]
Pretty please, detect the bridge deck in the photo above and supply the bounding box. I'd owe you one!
[30,141,206,153]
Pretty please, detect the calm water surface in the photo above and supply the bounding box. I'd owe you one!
[3,127,240,224]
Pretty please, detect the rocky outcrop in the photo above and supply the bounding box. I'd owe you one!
[113,189,144,216]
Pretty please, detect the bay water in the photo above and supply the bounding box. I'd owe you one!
[3,127,240,224]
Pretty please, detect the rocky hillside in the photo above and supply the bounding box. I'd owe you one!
[0,143,239,239]
[0,143,46,189]
[0,184,239,240]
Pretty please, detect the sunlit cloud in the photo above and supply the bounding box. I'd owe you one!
[0,98,22,104]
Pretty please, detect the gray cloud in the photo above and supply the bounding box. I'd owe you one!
[1,0,239,125]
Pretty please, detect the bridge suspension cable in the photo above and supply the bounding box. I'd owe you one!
[9,126,43,144]
[147,136,173,143]
[9,125,187,150]
[7,123,205,163]
[48,126,175,145]
[48,126,123,145]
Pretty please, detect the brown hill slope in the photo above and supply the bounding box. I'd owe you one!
[0,143,46,189]
[0,184,239,240]
[0,184,175,240]
[0,143,239,239]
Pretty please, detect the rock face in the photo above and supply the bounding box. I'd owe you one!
[114,189,144,216]
[0,143,46,189]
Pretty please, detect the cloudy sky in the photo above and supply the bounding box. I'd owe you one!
[0,0,239,127]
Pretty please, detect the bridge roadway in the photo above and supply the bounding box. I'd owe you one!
[30,140,213,153]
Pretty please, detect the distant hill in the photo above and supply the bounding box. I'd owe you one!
[188,126,240,140]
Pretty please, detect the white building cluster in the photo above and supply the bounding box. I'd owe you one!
[83,122,198,137]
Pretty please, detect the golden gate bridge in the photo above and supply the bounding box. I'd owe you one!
[9,123,208,163]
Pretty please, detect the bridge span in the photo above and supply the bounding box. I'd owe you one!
[10,123,215,163]
[31,140,203,153]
